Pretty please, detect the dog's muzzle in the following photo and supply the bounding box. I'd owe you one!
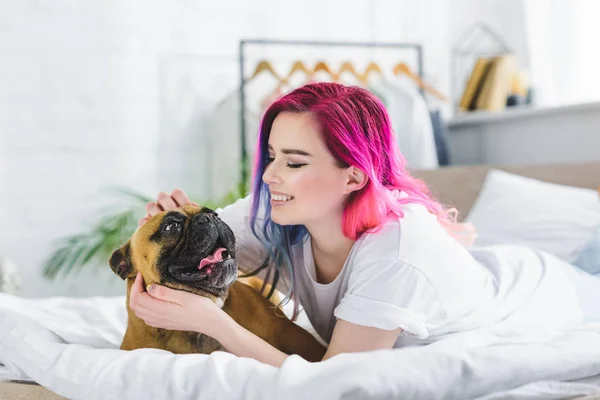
[166,213,238,290]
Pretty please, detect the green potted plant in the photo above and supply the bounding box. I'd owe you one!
[42,185,246,280]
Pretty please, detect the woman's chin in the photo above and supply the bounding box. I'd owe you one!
[270,211,296,226]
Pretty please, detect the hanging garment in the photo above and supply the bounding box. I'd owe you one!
[370,77,439,170]
[203,75,279,200]
[429,109,451,166]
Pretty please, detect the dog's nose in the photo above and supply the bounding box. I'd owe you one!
[193,213,212,225]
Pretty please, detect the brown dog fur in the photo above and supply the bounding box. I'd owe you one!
[110,205,325,362]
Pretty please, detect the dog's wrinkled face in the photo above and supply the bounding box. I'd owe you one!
[109,205,238,298]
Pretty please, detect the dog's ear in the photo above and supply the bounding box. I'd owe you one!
[109,242,132,280]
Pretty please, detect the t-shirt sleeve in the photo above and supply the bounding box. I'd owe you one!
[333,260,445,339]
[215,195,268,273]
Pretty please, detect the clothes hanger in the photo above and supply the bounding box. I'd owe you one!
[267,61,310,103]
[362,62,384,83]
[248,60,287,111]
[284,60,313,83]
[336,61,367,85]
[249,60,284,83]
[392,62,449,102]
[313,61,335,81]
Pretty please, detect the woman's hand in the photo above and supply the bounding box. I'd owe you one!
[129,272,226,337]
[139,189,199,227]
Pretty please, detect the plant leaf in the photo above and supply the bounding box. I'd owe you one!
[42,246,72,279]
[42,183,245,280]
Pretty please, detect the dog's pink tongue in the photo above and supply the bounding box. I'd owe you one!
[198,247,226,270]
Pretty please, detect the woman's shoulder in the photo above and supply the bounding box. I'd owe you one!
[354,216,403,264]
[347,216,438,294]
[354,202,451,265]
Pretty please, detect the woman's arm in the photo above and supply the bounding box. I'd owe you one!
[212,311,288,367]
[135,275,402,367]
[323,319,402,360]
[208,311,402,367]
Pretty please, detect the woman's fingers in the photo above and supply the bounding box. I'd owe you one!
[171,189,191,207]
[139,189,195,228]
[157,192,178,211]
[129,272,144,309]
[145,202,162,215]
[130,273,155,310]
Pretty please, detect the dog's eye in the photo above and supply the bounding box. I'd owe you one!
[164,221,182,233]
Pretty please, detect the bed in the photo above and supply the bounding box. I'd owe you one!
[2,162,600,400]
[412,162,600,219]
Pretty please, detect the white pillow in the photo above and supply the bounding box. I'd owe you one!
[465,169,600,263]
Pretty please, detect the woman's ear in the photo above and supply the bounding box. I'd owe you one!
[344,167,368,194]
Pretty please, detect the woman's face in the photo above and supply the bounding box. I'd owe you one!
[262,112,351,226]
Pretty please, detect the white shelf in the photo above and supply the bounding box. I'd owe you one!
[448,101,600,128]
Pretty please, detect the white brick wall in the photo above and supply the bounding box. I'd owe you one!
[0,0,527,297]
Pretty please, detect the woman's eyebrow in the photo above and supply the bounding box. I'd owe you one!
[268,144,313,156]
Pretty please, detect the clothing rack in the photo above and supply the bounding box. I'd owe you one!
[237,38,425,196]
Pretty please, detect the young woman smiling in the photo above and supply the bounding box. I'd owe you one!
[131,82,600,367]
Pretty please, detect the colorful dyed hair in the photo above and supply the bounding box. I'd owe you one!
[248,82,464,319]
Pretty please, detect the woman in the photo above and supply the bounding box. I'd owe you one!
[131,82,600,367]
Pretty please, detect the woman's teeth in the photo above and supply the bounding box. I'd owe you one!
[272,194,293,201]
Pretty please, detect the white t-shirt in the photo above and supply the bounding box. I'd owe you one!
[217,195,597,348]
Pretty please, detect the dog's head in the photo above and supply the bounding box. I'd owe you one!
[109,205,238,299]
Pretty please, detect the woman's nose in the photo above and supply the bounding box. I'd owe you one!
[262,161,281,185]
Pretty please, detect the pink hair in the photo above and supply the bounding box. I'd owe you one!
[248,82,472,318]
[252,82,464,241]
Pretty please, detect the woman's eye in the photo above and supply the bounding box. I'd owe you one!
[164,221,182,232]
[287,163,305,169]
[265,156,305,169]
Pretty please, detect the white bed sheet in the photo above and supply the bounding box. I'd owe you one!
[1,293,600,400]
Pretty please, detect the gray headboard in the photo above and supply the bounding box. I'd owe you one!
[412,162,600,220]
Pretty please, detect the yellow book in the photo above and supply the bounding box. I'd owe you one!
[476,54,518,111]
[459,57,492,112]
[474,57,499,110]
